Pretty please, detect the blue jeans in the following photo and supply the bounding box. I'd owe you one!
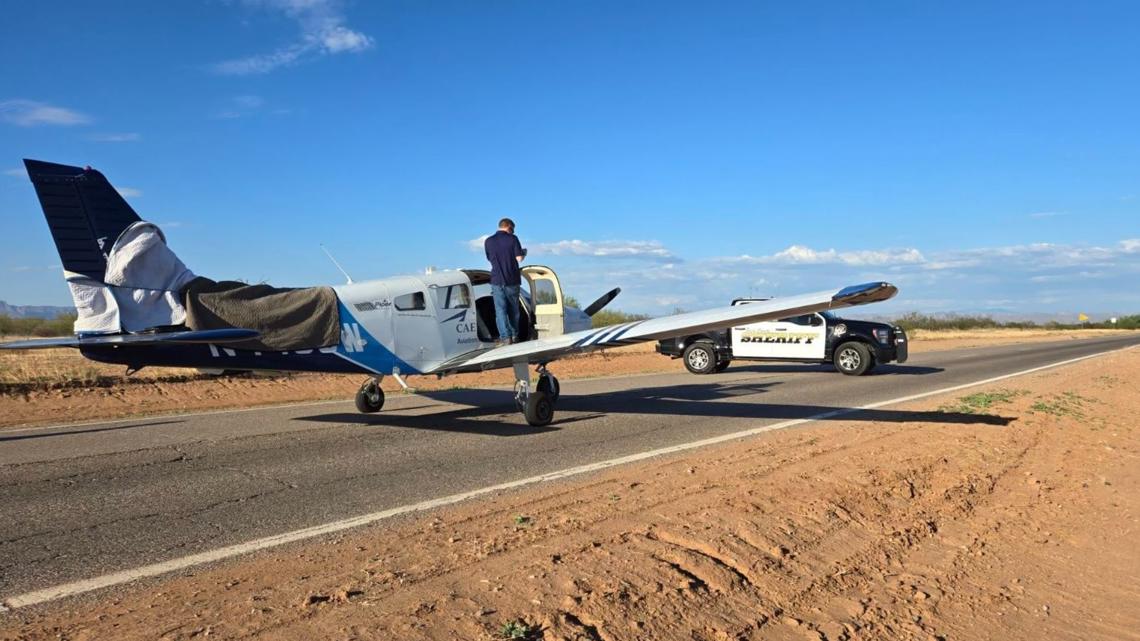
[491,284,520,340]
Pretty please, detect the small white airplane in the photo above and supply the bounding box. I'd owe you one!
[2,160,899,426]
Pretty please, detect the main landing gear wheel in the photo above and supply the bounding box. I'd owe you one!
[355,378,385,413]
[524,390,554,426]
[536,373,560,403]
[515,364,559,426]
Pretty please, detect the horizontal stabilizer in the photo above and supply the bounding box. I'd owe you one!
[0,328,260,350]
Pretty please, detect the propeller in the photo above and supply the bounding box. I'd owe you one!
[582,287,621,317]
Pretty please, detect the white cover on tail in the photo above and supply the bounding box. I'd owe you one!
[67,277,120,334]
[68,222,197,333]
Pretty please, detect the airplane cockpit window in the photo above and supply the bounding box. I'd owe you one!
[436,284,471,310]
[394,291,426,311]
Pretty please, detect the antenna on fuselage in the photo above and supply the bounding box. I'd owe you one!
[320,244,354,284]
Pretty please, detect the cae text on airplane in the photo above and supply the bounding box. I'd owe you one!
[2,160,899,426]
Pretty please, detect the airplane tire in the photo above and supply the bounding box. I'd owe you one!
[682,341,718,375]
[537,374,560,403]
[355,383,385,413]
[714,359,731,373]
[524,391,554,426]
[834,342,872,376]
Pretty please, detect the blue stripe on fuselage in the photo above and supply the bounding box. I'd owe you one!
[334,301,422,375]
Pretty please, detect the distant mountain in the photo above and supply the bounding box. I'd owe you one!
[0,300,75,319]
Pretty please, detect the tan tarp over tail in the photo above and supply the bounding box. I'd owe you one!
[182,278,341,351]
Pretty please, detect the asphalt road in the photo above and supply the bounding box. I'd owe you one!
[1,334,1137,602]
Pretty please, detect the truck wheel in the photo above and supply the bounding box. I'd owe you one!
[714,359,731,373]
[834,342,872,376]
[682,341,718,375]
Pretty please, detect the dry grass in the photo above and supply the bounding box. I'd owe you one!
[908,328,1128,341]
[0,337,199,385]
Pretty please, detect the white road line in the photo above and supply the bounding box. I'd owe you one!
[2,343,1135,610]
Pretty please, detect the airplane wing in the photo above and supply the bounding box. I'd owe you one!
[0,328,259,350]
[433,281,896,373]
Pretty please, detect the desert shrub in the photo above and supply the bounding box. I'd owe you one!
[591,308,650,328]
[891,312,1004,331]
[892,311,1138,331]
[1112,314,1140,329]
[0,313,76,337]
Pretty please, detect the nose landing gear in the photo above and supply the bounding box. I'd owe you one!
[355,376,385,413]
[514,362,559,426]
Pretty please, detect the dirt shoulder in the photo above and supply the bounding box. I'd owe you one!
[4,346,1137,640]
[0,329,1131,430]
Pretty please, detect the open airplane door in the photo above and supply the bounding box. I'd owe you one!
[522,265,565,339]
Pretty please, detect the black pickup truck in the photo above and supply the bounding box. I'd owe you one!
[656,300,907,375]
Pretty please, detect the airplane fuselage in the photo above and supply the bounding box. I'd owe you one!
[82,268,590,377]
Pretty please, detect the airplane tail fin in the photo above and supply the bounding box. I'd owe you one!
[23,159,142,282]
[22,159,196,334]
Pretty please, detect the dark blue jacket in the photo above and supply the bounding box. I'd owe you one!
[484,230,525,286]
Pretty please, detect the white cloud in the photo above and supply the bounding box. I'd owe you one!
[213,0,374,75]
[466,234,491,252]
[530,239,677,261]
[320,25,372,52]
[87,132,141,142]
[213,95,269,119]
[1028,211,1065,219]
[466,236,678,262]
[115,187,143,198]
[722,244,925,267]
[214,48,306,75]
[3,168,25,177]
[10,265,61,273]
[0,99,91,127]
[546,236,1140,316]
[923,241,1129,270]
[459,233,1140,316]
[234,95,265,109]
[1029,270,1108,284]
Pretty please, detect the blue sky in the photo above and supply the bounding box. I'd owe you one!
[1,1,1138,317]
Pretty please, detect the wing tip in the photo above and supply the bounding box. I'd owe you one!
[832,282,898,306]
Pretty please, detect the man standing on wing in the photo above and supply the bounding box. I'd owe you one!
[484,217,527,345]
